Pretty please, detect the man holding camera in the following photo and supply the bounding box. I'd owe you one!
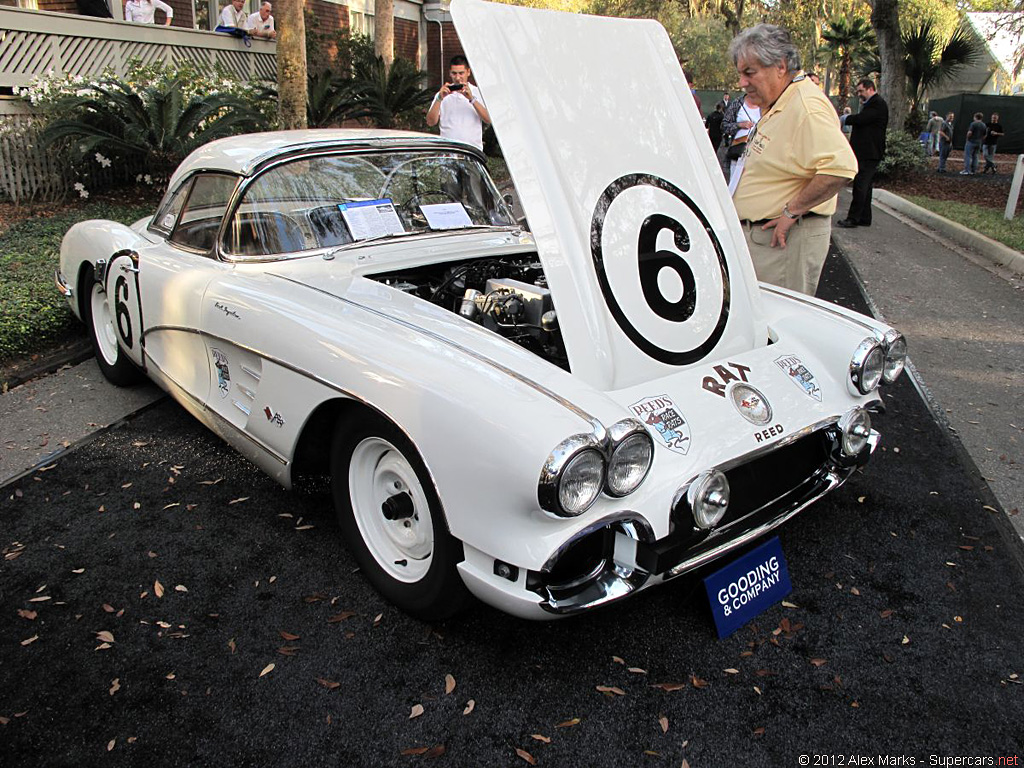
[426,55,491,151]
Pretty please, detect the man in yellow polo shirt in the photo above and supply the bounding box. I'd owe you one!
[729,24,857,296]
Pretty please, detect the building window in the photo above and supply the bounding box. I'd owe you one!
[350,10,375,40]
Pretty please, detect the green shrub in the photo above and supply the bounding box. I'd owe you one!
[878,129,927,177]
[0,199,153,363]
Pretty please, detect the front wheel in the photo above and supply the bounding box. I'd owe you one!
[331,414,470,620]
[85,279,142,386]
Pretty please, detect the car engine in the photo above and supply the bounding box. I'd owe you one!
[367,256,569,370]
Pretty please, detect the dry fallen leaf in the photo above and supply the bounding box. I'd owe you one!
[373,613,383,627]
[690,676,709,689]
[444,673,456,695]
[409,704,424,719]
[531,734,551,743]
[555,717,580,728]
[724,668,739,675]
[753,727,766,736]
[174,585,188,593]
[109,679,120,696]
[400,747,430,756]
[280,631,301,641]
[515,747,537,765]
[259,663,275,678]
[596,685,626,696]
[651,682,686,692]
[658,714,669,733]
[781,600,798,608]
[17,610,36,621]
[102,604,115,613]
[850,587,861,596]
[228,497,249,505]
[107,739,116,752]
[463,699,475,715]
[21,635,39,646]
[902,635,910,645]
[316,678,341,690]
[96,631,114,643]
[627,667,647,675]
[424,746,445,759]
[809,658,827,667]
[154,581,164,599]
[612,656,625,664]
[327,611,356,623]
[228,639,237,654]
[880,609,894,619]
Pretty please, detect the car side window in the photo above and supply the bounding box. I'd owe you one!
[168,173,238,253]
[150,179,192,236]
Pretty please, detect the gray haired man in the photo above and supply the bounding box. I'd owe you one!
[728,24,857,296]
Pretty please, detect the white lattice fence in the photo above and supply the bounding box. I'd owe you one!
[0,115,66,203]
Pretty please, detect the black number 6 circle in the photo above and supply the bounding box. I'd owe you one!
[590,174,731,365]
[114,274,134,350]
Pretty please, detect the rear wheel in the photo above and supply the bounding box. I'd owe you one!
[331,413,470,620]
[84,277,142,386]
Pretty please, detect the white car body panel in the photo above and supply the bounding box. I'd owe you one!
[56,3,906,620]
[451,0,765,391]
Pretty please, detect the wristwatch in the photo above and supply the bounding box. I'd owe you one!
[782,203,800,219]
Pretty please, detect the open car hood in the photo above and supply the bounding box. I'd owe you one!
[451,0,766,391]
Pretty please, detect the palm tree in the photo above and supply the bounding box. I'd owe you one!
[306,69,363,128]
[821,16,876,111]
[39,77,269,175]
[903,22,982,121]
[349,55,434,130]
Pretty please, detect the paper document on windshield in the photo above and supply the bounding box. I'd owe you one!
[420,203,473,230]
[338,199,405,240]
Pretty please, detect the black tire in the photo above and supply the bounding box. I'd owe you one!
[330,412,470,620]
[83,275,143,386]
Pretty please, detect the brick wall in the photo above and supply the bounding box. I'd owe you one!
[425,20,465,90]
[307,0,348,51]
[39,0,78,13]
[394,16,417,66]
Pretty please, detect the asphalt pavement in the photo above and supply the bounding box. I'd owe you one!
[1,239,1022,766]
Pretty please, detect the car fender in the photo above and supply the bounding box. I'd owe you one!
[59,220,149,321]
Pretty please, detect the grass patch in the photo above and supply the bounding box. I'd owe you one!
[903,195,1024,253]
[0,199,153,363]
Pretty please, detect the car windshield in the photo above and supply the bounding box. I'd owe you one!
[224,150,515,259]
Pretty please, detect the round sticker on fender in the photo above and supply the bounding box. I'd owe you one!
[590,174,730,365]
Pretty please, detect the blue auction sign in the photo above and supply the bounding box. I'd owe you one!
[703,537,792,638]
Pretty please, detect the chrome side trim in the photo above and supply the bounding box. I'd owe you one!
[237,384,256,401]
[240,365,261,381]
[232,400,251,416]
[264,272,604,432]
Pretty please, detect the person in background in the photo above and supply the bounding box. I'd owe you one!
[722,92,761,185]
[721,92,731,111]
[125,0,172,25]
[836,78,888,229]
[982,113,1004,174]
[426,55,491,151]
[706,101,725,152]
[925,111,943,157]
[841,106,853,138]
[729,23,856,296]
[219,0,247,29]
[937,112,954,173]
[806,71,821,87]
[961,112,987,175]
[246,1,275,39]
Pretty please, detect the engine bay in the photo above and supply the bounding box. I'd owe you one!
[366,255,569,370]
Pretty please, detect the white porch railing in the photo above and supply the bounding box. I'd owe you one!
[0,6,276,90]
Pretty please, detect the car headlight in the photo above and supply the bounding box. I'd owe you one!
[539,435,606,517]
[606,424,654,497]
[838,407,872,456]
[849,338,885,395]
[687,470,730,529]
[882,329,907,384]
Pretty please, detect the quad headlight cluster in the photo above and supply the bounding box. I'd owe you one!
[849,330,907,395]
[538,420,654,517]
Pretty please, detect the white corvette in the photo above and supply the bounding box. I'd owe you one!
[57,0,905,619]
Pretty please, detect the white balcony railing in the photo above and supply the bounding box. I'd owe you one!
[0,6,276,90]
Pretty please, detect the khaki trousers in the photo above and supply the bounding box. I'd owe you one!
[742,214,831,296]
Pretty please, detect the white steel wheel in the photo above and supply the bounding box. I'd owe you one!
[90,282,120,368]
[348,436,434,583]
[331,413,470,620]
[84,276,142,386]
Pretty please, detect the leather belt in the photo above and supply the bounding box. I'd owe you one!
[741,211,827,227]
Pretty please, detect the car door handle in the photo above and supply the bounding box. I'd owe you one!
[119,264,140,274]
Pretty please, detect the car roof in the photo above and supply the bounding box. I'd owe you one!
[168,129,485,187]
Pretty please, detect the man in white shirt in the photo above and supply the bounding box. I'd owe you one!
[219,0,247,29]
[425,55,491,151]
[246,2,275,39]
[124,0,173,25]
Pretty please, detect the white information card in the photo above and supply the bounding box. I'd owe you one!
[338,199,405,240]
[420,203,473,230]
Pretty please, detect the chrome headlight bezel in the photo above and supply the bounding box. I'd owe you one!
[881,329,907,384]
[605,419,654,498]
[685,469,731,530]
[849,338,885,395]
[538,434,606,517]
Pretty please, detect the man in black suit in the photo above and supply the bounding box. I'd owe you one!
[837,78,888,228]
